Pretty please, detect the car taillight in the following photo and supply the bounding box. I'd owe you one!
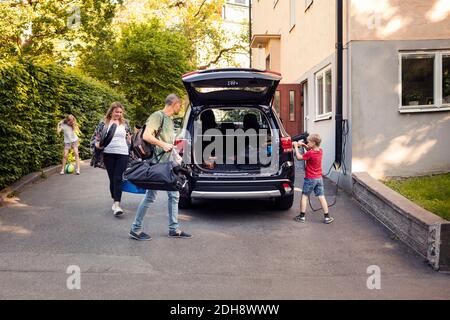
[282,183,293,194]
[281,136,292,153]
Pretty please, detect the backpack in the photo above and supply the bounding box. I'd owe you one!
[131,112,165,160]
[90,122,117,168]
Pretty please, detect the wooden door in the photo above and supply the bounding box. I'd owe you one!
[273,84,303,137]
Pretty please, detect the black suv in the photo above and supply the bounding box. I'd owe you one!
[175,68,295,210]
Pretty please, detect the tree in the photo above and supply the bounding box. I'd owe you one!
[113,0,249,69]
[0,0,123,63]
[83,19,193,124]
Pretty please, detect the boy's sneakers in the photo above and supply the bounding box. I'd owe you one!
[324,216,335,224]
[294,213,334,224]
[168,229,192,239]
[129,230,152,241]
[59,171,64,175]
[294,214,306,223]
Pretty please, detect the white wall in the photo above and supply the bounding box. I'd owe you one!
[350,39,450,179]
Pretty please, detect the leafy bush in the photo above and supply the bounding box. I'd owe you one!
[0,59,134,189]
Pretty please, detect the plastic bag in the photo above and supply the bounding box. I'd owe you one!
[170,148,183,166]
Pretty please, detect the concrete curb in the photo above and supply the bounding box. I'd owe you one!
[352,172,450,272]
[0,165,61,205]
[0,160,89,205]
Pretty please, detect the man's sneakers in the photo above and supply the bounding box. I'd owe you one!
[129,229,192,241]
[112,203,124,217]
[324,216,335,224]
[168,229,192,239]
[129,230,152,241]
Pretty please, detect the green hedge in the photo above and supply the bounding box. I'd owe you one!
[0,60,135,190]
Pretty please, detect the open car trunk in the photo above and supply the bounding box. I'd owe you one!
[191,107,277,175]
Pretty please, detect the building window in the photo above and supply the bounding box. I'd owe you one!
[266,54,271,70]
[305,0,313,11]
[399,51,450,112]
[290,0,296,30]
[442,54,450,104]
[227,0,248,5]
[315,65,332,119]
[289,90,295,121]
[401,54,434,107]
[274,90,281,115]
[222,5,226,19]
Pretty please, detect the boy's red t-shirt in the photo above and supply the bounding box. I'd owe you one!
[303,148,323,179]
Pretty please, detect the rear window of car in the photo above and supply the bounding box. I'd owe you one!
[197,108,270,130]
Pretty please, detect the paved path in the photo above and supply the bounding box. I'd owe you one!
[0,161,449,299]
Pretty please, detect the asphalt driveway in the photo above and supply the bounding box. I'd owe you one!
[0,161,449,299]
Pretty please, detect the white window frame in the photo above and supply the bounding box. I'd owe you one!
[399,51,450,113]
[315,65,333,120]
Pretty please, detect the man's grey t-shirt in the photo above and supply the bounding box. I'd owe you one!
[145,110,174,163]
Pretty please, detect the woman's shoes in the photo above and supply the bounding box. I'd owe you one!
[112,203,124,217]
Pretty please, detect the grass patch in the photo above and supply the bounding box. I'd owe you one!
[383,173,450,221]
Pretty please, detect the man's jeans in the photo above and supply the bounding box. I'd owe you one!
[131,189,180,233]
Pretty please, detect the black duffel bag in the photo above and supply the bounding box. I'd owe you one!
[122,159,190,194]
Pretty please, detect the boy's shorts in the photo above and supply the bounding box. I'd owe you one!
[302,178,324,197]
[64,140,79,150]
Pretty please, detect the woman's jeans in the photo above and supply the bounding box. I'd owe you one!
[131,189,180,233]
[103,153,129,202]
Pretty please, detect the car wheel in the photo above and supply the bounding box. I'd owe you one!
[275,194,294,210]
[178,195,192,209]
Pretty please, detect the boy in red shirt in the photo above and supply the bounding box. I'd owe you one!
[293,134,334,224]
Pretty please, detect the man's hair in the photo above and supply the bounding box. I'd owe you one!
[165,93,181,106]
[308,133,322,147]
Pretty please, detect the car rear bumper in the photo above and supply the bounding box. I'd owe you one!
[191,190,281,199]
[188,178,294,199]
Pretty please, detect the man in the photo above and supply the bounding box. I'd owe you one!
[129,94,192,241]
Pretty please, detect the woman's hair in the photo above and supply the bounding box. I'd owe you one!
[64,114,80,133]
[104,101,125,125]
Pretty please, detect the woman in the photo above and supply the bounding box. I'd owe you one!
[57,114,81,175]
[92,102,132,217]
